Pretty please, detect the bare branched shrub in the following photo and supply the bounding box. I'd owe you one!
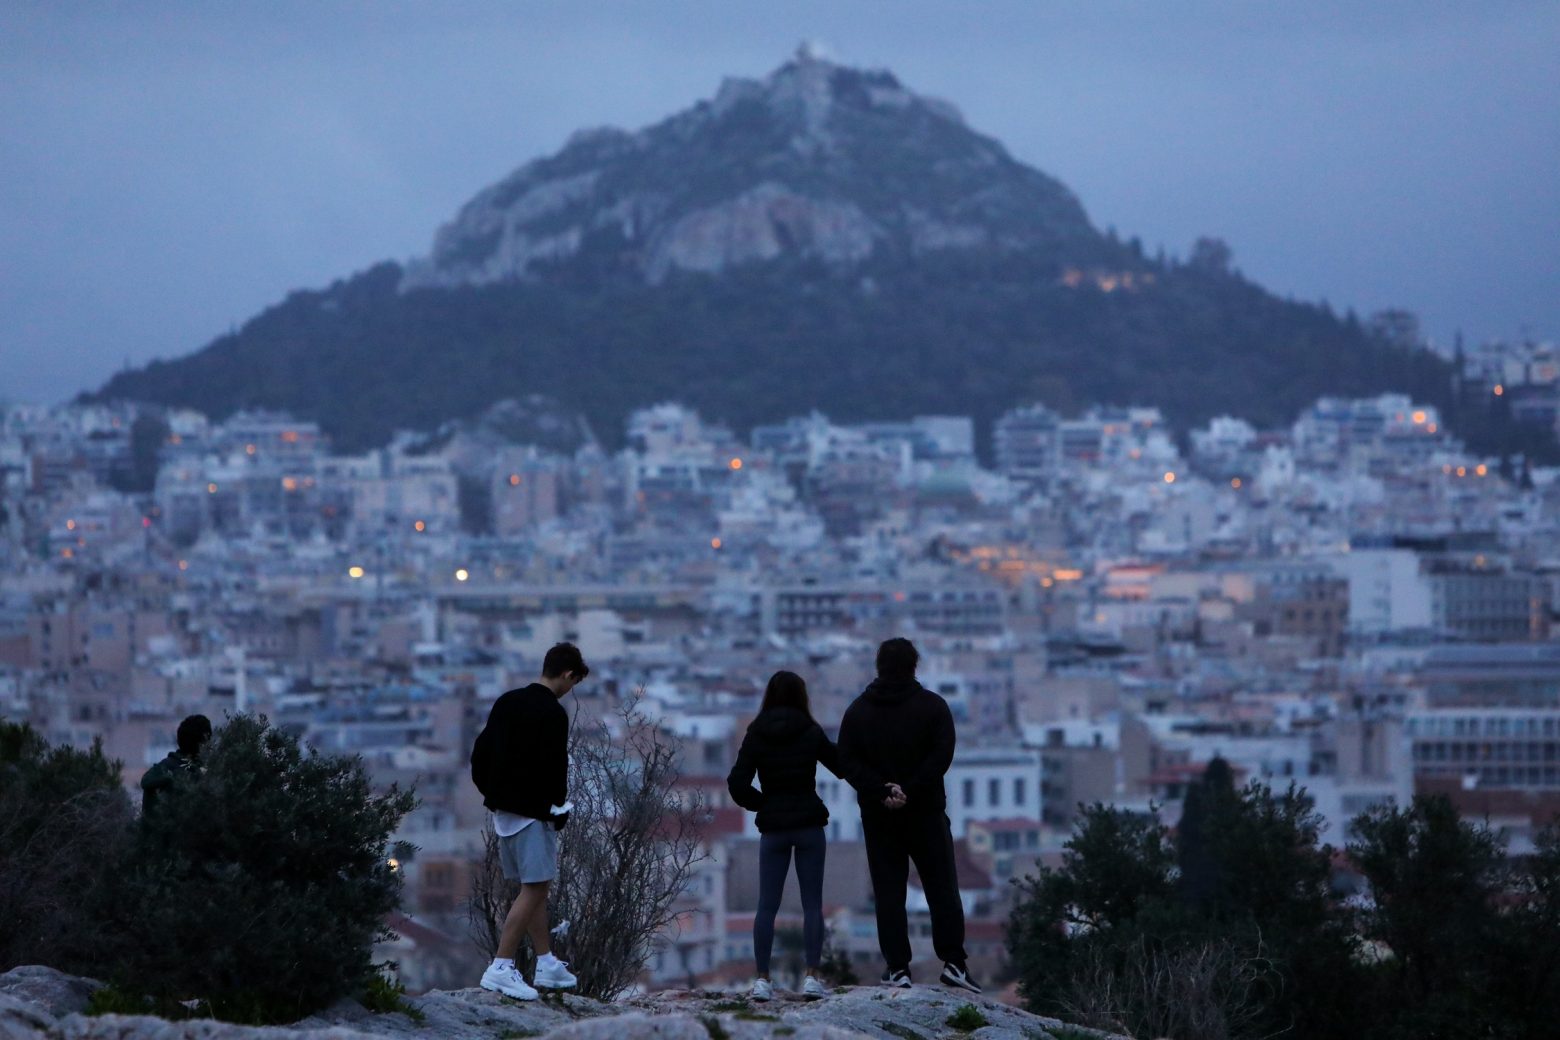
[1058,932,1283,1040]
[468,694,707,999]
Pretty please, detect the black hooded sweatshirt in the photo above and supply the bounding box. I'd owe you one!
[726,706,842,833]
[837,677,956,818]
[470,683,568,821]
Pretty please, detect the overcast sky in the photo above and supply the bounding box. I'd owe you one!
[3,1,1557,405]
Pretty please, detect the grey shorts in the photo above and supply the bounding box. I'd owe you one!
[497,822,558,884]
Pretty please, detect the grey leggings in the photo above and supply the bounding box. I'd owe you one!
[754,825,827,975]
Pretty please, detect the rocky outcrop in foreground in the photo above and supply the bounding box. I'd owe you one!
[0,967,1129,1040]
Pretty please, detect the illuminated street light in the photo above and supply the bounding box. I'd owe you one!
[348,566,365,579]
[455,568,470,582]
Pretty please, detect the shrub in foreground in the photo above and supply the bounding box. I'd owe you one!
[108,714,415,1022]
[0,721,133,974]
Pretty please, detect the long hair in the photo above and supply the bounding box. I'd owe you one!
[760,670,812,720]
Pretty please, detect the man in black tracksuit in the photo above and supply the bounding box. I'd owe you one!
[837,637,981,993]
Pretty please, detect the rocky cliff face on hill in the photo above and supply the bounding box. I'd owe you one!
[401,45,1097,289]
[0,966,1131,1040]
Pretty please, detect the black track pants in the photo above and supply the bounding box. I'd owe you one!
[862,810,967,970]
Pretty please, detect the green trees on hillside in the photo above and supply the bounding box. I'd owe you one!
[0,718,415,1024]
[1008,762,1560,1040]
[92,251,1519,462]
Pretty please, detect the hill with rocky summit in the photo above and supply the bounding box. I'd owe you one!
[0,965,1130,1040]
[399,44,1102,290]
[95,48,1454,454]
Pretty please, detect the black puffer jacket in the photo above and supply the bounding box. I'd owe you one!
[726,706,842,833]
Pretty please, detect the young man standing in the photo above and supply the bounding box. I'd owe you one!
[470,642,588,1000]
[837,638,981,994]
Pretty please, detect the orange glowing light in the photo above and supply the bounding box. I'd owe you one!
[1456,467,1468,477]
[348,566,365,579]
[1163,471,1176,484]
[65,519,76,531]
[1475,464,1488,477]
[710,537,723,550]
[281,477,298,491]
[509,474,521,486]
[60,548,73,559]
[206,483,218,494]
[414,520,426,532]
[177,560,188,571]
[729,457,743,471]
[1427,423,1438,434]
[281,430,300,443]
[1231,478,1242,489]
[245,444,256,455]
[1054,568,1085,581]
[1412,411,1427,424]
[1494,385,1505,396]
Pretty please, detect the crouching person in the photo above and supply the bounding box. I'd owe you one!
[470,643,589,999]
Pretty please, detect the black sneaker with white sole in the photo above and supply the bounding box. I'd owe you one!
[881,967,912,988]
[939,961,982,994]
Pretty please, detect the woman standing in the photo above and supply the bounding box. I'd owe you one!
[727,670,842,1001]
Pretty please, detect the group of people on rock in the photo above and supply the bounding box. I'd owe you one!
[471,638,980,1002]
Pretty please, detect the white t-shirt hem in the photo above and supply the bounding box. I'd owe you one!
[492,811,536,837]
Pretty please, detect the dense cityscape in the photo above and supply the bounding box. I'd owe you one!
[4,333,1559,994]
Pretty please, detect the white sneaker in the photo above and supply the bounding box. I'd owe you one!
[533,954,578,990]
[750,978,773,1002]
[802,975,827,1000]
[480,962,539,1001]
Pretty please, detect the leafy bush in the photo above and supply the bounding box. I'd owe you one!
[359,965,425,1021]
[84,983,157,1017]
[106,714,416,1023]
[0,721,133,973]
[946,1004,988,1032]
[1346,796,1552,1039]
[1011,775,1560,1040]
[1009,762,1353,1040]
